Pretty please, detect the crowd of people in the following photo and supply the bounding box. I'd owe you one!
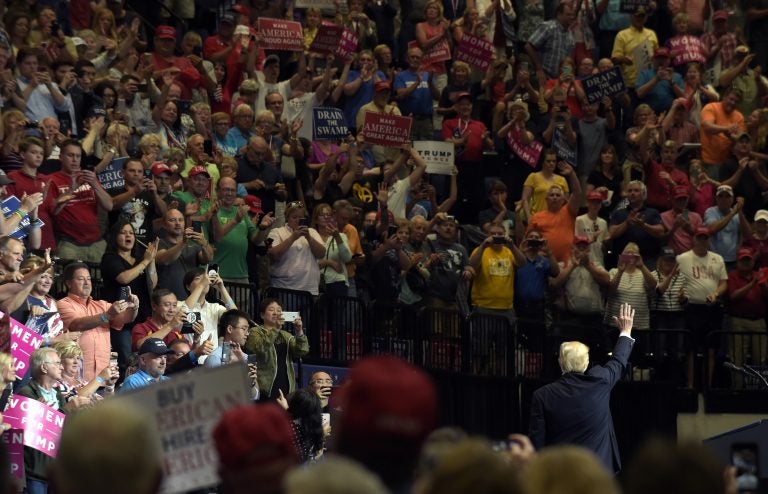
[0,0,767,490]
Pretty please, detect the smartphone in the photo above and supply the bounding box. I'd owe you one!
[109,351,118,369]
[445,215,456,222]
[181,311,201,334]
[246,353,259,366]
[387,224,398,237]
[192,46,202,57]
[143,168,152,180]
[559,105,569,112]
[527,239,543,249]
[519,61,529,72]
[176,99,192,114]
[116,98,128,114]
[137,82,148,92]
[221,341,231,364]
[492,236,506,244]
[619,253,637,264]
[191,220,203,233]
[731,443,759,492]
[119,286,131,302]
[282,311,299,322]
[298,217,309,227]
[50,21,60,34]
[203,139,214,156]
[208,263,219,278]
[561,65,573,76]
[322,413,330,428]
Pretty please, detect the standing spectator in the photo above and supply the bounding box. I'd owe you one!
[521,150,570,223]
[47,139,113,262]
[155,208,214,299]
[469,221,524,322]
[719,132,768,221]
[661,185,702,254]
[651,246,686,331]
[586,144,623,217]
[525,2,576,80]
[718,46,768,118]
[526,162,581,263]
[313,203,353,298]
[236,136,287,215]
[677,227,728,387]
[6,137,54,250]
[244,298,309,400]
[744,210,768,269]
[357,81,402,164]
[286,389,325,463]
[662,97,699,146]
[608,180,665,269]
[425,217,473,312]
[704,185,748,269]
[636,47,684,115]
[108,157,167,243]
[58,262,139,382]
[415,1,450,93]
[727,248,768,370]
[394,47,441,141]
[700,87,745,179]
[575,191,609,266]
[702,11,738,73]
[605,243,656,339]
[611,6,658,89]
[643,140,690,212]
[267,201,325,296]
[13,48,72,124]
[578,98,615,181]
[150,25,215,101]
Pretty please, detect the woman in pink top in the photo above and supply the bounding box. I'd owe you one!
[416,1,451,93]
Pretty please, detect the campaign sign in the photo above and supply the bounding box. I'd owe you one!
[258,18,304,51]
[9,317,43,377]
[2,429,25,482]
[309,24,342,55]
[414,141,454,175]
[408,38,451,67]
[295,0,335,8]
[115,364,251,494]
[553,128,577,167]
[583,66,626,104]
[455,33,494,71]
[506,127,543,168]
[336,28,359,61]
[313,107,348,140]
[2,396,65,457]
[620,0,649,13]
[0,196,44,241]
[360,112,412,147]
[97,156,127,191]
[668,35,706,65]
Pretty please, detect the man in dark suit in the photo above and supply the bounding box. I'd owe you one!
[529,303,635,473]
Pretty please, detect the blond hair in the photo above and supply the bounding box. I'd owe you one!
[559,341,589,373]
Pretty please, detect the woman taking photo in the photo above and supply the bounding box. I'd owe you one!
[245,298,309,401]
[100,221,158,373]
[287,388,325,463]
[52,340,119,405]
[312,203,352,298]
[586,144,623,217]
[268,202,325,296]
[19,255,69,345]
[605,242,655,333]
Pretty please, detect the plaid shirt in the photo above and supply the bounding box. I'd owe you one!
[528,20,575,78]
[700,32,738,70]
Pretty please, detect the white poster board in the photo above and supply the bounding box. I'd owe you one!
[413,141,455,175]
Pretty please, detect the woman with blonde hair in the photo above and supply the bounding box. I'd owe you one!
[605,242,655,332]
[0,352,16,431]
[415,0,451,92]
[20,255,71,346]
[52,340,118,403]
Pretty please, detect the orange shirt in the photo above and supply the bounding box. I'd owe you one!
[700,102,745,165]
[527,206,576,263]
[343,223,363,278]
[58,295,123,382]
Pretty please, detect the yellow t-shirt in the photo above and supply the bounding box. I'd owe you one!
[524,172,569,217]
[611,27,659,87]
[470,246,516,310]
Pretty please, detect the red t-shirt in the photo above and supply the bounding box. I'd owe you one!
[727,270,766,318]
[441,118,488,162]
[46,171,102,245]
[131,318,183,351]
[6,170,56,250]
[152,53,203,100]
[644,160,690,212]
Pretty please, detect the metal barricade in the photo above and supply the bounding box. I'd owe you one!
[263,286,316,338]
[422,307,463,372]
[313,294,366,363]
[708,330,768,390]
[628,329,691,386]
[467,312,514,377]
[220,281,258,317]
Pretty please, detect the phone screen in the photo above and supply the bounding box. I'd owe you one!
[731,443,760,492]
[191,221,203,233]
[203,139,213,156]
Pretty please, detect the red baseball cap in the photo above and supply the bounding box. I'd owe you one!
[712,10,728,21]
[573,235,590,245]
[694,227,710,238]
[738,247,755,260]
[244,195,262,215]
[673,185,690,199]
[155,25,176,40]
[653,47,671,59]
[188,166,210,178]
[374,80,391,93]
[586,191,603,202]
[151,162,172,176]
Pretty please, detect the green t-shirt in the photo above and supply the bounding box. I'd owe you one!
[213,205,258,279]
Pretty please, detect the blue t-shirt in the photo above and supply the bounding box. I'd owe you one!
[515,255,551,303]
[393,70,433,116]
[343,71,375,131]
[119,369,169,392]
[704,206,740,262]
[636,69,684,114]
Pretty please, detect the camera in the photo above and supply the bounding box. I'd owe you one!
[181,312,202,334]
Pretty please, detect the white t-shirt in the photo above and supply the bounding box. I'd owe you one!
[268,225,323,295]
[575,214,608,267]
[387,177,411,220]
[676,250,727,304]
[254,72,292,115]
[284,92,317,140]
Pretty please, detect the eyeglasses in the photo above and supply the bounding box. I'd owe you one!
[44,360,62,366]
[311,379,333,385]
[232,325,250,331]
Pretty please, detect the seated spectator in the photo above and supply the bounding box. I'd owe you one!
[119,338,175,392]
[244,298,308,400]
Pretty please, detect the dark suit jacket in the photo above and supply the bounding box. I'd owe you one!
[529,335,634,473]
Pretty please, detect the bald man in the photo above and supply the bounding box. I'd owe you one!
[235,136,286,215]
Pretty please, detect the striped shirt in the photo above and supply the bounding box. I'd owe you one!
[527,20,575,79]
[651,270,686,312]
[604,269,651,330]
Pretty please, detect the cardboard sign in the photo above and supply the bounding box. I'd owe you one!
[2,396,65,457]
[632,41,653,73]
[668,35,706,65]
[582,66,626,104]
[408,38,451,67]
[9,317,43,378]
[295,0,335,8]
[553,128,577,167]
[257,18,304,51]
[620,0,649,13]
[2,429,25,483]
[455,33,494,71]
[309,24,342,55]
[97,156,127,191]
[506,127,543,168]
[313,107,348,140]
[359,112,412,147]
[115,364,251,494]
[413,141,455,175]
[336,28,359,61]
